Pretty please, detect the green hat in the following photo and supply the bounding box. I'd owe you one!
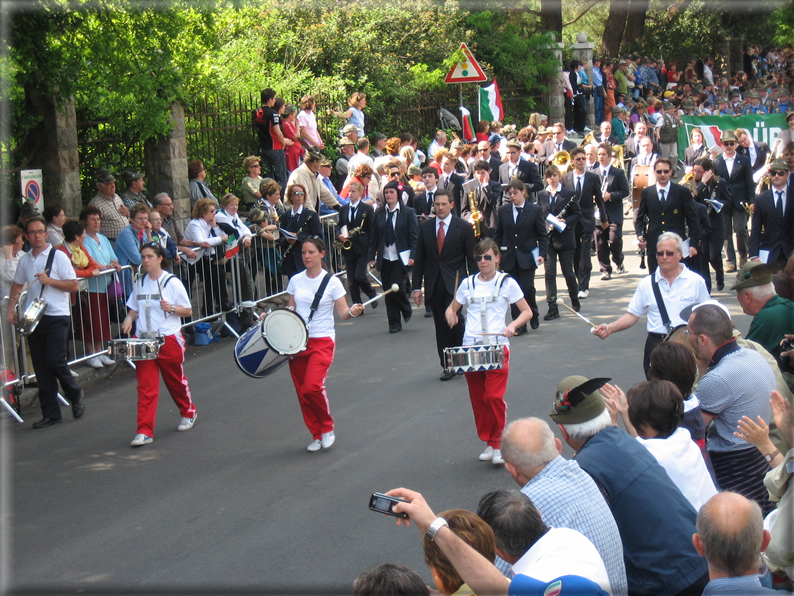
[730,261,774,291]
[785,110,794,123]
[769,158,788,173]
[549,376,611,424]
[718,96,729,104]
[721,129,738,143]
[748,90,760,99]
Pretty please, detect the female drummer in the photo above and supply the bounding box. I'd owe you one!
[286,237,363,452]
[122,243,196,447]
[444,238,532,465]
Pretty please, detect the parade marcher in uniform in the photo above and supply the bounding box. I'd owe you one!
[122,243,196,447]
[445,239,532,465]
[336,181,376,306]
[691,158,728,292]
[595,143,630,280]
[749,158,794,266]
[286,238,364,452]
[7,217,84,428]
[280,183,323,279]
[461,160,502,239]
[683,128,710,170]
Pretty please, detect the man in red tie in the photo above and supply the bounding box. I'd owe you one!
[412,190,477,380]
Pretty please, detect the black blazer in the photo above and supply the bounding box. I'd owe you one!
[596,134,621,146]
[624,135,659,159]
[498,160,543,196]
[684,145,710,167]
[538,139,578,165]
[738,142,771,172]
[538,188,581,251]
[466,154,502,180]
[694,178,729,237]
[494,202,548,271]
[438,172,466,217]
[749,188,794,262]
[279,207,323,278]
[562,171,608,233]
[367,205,419,270]
[413,189,435,219]
[336,201,375,258]
[635,183,700,252]
[598,165,630,224]
[412,215,476,301]
[460,180,502,238]
[712,153,755,208]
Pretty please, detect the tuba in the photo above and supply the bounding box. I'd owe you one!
[552,150,571,173]
[580,132,596,146]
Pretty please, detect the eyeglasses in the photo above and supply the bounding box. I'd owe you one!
[771,171,788,176]
[474,254,494,262]
[656,250,678,257]
[655,169,671,174]
[388,172,400,177]
[477,149,489,153]
[723,142,736,146]
[26,230,46,236]
[573,156,586,161]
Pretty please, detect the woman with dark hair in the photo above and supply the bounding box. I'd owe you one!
[43,204,67,248]
[188,159,219,210]
[445,238,532,465]
[282,104,303,173]
[475,121,490,143]
[285,237,363,451]
[279,183,323,279]
[122,242,196,447]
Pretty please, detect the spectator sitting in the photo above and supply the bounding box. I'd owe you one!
[352,563,429,596]
[114,203,153,297]
[693,492,779,595]
[119,169,150,209]
[43,203,66,249]
[147,210,179,263]
[241,155,265,210]
[318,157,348,215]
[428,130,448,160]
[188,159,219,210]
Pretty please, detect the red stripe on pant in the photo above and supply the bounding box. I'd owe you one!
[464,347,510,448]
[288,336,335,439]
[135,332,196,437]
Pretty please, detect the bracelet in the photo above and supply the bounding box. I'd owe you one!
[170,305,176,314]
[426,517,448,542]
[764,448,780,463]
[606,324,610,333]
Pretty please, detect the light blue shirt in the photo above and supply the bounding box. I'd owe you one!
[83,232,118,293]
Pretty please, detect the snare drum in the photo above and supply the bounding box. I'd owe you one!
[17,297,47,336]
[663,324,694,354]
[108,337,165,361]
[234,309,308,378]
[444,344,506,374]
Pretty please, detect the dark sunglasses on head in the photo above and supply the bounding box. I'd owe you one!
[474,254,494,262]
[656,250,677,257]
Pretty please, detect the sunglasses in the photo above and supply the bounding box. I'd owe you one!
[723,141,736,146]
[771,171,788,176]
[573,156,586,161]
[656,250,678,257]
[655,169,671,174]
[291,191,305,196]
[474,254,494,262]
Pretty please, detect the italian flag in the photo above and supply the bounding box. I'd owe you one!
[479,79,503,122]
[460,106,476,142]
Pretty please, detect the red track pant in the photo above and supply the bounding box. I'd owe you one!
[464,347,510,448]
[135,333,196,437]
[288,337,335,439]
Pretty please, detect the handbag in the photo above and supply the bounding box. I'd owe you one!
[597,85,605,98]
[107,272,128,323]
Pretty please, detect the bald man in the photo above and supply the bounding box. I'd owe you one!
[500,418,628,595]
[693,492,777,595]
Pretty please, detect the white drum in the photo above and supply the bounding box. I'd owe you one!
[444,344,506,373]
[234,309,308,378]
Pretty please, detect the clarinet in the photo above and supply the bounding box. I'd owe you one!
[279,211,314,267]
[547,193,575,236]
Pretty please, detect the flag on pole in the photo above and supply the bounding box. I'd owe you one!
[459,106,476,142]
[479,79,503,122]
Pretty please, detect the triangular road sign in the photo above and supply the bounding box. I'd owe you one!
[444,43,488,84]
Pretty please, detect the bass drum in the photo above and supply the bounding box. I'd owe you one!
[234,309,308,378]
[663,324,694,354]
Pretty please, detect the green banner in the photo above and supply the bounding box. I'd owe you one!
[676,114,787,160]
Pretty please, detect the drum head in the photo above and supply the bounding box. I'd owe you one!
[262,309,308,355]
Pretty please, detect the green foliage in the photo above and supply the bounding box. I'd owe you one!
[772,1,794,48]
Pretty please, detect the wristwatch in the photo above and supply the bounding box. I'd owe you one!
[170,305,176,314]
[764,449,780,463]
[425,517,448,542]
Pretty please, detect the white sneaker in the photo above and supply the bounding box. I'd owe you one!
[86,356,104,369]
[321,431,335,449]
[99,354,115,366]
[307,439,322,452]
[578,290,589,299]
[131,433,153,447]
[177,413,196,431]
[479,446,494,461]
[492,449,505,465]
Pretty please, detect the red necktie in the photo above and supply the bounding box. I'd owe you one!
[437,221,445,254]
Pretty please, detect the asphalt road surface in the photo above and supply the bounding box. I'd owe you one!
[5,243,750,595]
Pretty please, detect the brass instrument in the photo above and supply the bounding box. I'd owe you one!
[469,189,482,237]
[681,170,698,197]
[755,138,781,195]
[335,212,367,250]
[551,150,572,173]
[580,132,596,146]
[611,145,625,171]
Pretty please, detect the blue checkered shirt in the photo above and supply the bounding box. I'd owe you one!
[495,455,628,596]
[701,574,779,595]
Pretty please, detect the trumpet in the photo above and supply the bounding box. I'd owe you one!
[469,189,482,237]
[552,150,572,173]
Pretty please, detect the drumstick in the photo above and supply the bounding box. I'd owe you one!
[555,298,598,333]
[359,283,400,308]
[21,268,50,293]
[449,270,460,329]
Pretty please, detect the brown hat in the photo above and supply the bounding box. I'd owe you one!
[537,126,549,135]
[407,164,422,176]
[720,129,738,144]
[549,376,611,424]
[122,169,144,186]
[730,261,775,291]
[717,96,729,104]
[247,207,267,224]
[319,156,333,167]
[339,137,355,147]
[785,110,794,123]
[506,140,521,150]
[342,124,358,135]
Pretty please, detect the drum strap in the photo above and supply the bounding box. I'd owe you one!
[306,272,332,329]
[651,275,673,333]
[467,272,508,338]
[39,249,57,299]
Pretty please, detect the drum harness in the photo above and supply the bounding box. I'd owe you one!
[136,273,177,340]
[466,271,509,344]
[303,272,333,331]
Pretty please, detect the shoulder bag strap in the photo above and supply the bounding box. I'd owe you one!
[651,274,672,333]
[306,272,333,327]
[40,248,58,299]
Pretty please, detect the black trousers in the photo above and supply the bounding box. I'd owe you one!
[429,278,464,368]
[28,315,82,419]
[344,251,374,304]
[643,333,665,379]
[198,257,229,316]
[505,264,538,322]
[544,245,578,304]
[380,259,411,329]
[722,203,749,264]
[596,222,624,274]
[573,224,594,291]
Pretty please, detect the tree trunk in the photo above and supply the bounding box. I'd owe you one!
[540,0,563,37]
[602,0,629,57]
[623,0,649,44]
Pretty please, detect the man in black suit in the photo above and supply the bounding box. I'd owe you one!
[368,180,418,334]
[537,123,577,166]
[595,144,630,280]
[562,147,608,298]
[596,121,620,146]
[635,157,700,274]
[279,186,323,278]
[712,129,755,272]
[736,128,771,173]
[692,157,729,291]
[439,154,466,216]
[494,179,547,333]
[336,181,376,305]
[468,141,502,179]
[413,167,439,220]
[498,140,543,202]
[624,121,658,159]
[538,165,581,320]
[749,158,794,265]
[461,160,502,239]
[412,189,476,380]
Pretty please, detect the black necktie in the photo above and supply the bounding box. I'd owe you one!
[575,177,582,197]
[350,205,356,222]
[428,192,434,206]
[551,193,557,209]
[659,189,666,206]
[777,191,785,217]
[515,206,522,222]
[386,210,396,246]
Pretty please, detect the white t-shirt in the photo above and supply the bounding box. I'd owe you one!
[455,273,524,347]
[626,265,709,334]
[14,245,77,317]
[126,271,191,336]
[287,271,346,339]
[636,427,718,512]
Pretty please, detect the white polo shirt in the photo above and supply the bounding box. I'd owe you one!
[14,245,76,317]
[626,265,709,334]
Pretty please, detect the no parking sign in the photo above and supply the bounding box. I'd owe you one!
[20,169,43,210]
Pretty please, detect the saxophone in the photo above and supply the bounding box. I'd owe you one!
[335,212,367,250]
[469,189,482,237]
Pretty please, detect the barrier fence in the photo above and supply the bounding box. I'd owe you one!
[0,212,366,422]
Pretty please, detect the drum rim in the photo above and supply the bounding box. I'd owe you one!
[262,309,308,355]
